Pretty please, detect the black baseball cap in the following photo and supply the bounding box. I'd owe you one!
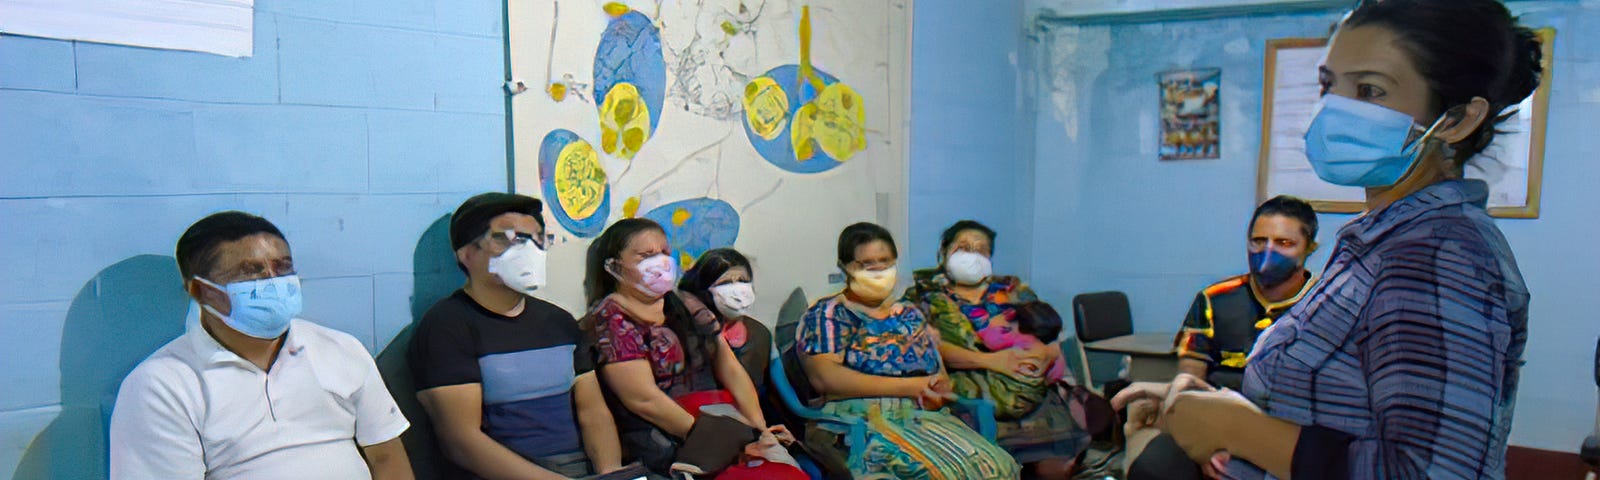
[450,192,544,251]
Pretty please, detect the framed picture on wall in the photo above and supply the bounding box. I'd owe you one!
[1159,68,1221,160]
[1255,31,1555,218]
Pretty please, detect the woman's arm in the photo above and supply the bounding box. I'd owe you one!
[712,335,767,430]
[1163,390,1300,478]
[938,340,1000,370]
[599,360,698,438]
[802,352,928,400]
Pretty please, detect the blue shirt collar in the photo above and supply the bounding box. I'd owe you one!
[1341,179,1490,246]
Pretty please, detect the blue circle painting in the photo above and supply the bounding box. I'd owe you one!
[538,129,610,238]
[642,198,740,270]
[741,64,848,174]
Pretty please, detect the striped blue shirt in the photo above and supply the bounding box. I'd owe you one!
[1238,179,1529,479]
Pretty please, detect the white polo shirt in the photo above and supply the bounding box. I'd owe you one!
[110,317,409,480]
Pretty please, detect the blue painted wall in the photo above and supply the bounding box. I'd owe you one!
[1027,3,1600,452]
[908,0,1034,278]
[0,0,504,477]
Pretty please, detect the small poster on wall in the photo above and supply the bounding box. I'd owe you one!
[1158,68,1222,160]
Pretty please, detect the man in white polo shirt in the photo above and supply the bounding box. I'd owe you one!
[110,211,413,479]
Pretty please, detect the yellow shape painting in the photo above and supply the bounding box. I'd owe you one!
[599,82,652,160]
[622,196,641,219]
[791,82,867,162]
[553,139,607,220]
[603,2,630,17]
[742,76,789,141]
[671,207,691,226]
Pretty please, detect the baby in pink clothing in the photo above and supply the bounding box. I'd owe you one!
[975,301,1069,382]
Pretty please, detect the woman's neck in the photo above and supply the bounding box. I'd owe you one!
[949,282,986,303]
[842,289,893,318]
[610,289,666,325]
[1365,153,1455,213]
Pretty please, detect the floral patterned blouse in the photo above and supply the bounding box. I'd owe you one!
[797,294,942,378]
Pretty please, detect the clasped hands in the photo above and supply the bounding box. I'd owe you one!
[1111,374,1264,476]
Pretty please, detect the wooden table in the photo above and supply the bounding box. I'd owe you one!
[1083,332,1179,382]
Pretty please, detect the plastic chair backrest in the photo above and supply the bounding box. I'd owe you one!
[775,287,823,407]
[775,287,809,356]
[771,287,825,417]
[1059,336,1099,395]
[1072,291,1134,343]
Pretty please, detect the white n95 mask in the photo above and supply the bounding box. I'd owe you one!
[489,242,547,293]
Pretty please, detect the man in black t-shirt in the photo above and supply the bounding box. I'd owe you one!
[410,193,623,478]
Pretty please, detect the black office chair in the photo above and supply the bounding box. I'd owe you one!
[1070,291,1134,394]
[1582,335,1599,479]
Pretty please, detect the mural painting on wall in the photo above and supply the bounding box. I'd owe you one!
[510,0,909,313]
[529,1,868,249]
[740,6,866,174]
[1158,68,1221,160]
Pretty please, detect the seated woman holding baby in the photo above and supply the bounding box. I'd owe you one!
[903,220,1093,479]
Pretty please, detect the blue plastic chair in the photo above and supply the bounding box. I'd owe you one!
[769,354,869,474]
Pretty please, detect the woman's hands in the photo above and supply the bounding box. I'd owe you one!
[985,348,1045,377]
[1163,389,1262,462]
[916,373,957,410]
[1110,373,1215,414]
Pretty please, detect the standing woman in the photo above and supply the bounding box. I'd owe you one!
[580,219,803,478]
[1118,1,1537,478]
[798,222,1020,479]
[679,248,774,394]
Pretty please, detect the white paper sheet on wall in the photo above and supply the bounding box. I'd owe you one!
[0,0,254,57]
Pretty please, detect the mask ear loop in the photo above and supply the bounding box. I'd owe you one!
[1406,106,1463,152]
[1387,107,1462,186]
[604,258,623,280]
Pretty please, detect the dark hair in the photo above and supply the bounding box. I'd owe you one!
[584,218,718,368]
[1340,0,1544,166]
[176,211,287,280]
[1249,195,1319,242]
[939,220,997,257]
[1012,302,1064,344]
[679,248,754,323]
[836,222,898,266]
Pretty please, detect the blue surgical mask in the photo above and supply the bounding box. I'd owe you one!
[1248,249,1301,288]
[1302,94,1449,187]
[195,275,303,339]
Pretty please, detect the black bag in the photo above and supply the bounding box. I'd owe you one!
[671,414,760,475]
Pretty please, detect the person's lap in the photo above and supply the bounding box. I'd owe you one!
[812,397,1021,479]
[995,386,1092,465]
[1125,433,1204,480]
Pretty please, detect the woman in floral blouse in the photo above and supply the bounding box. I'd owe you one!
[904,220,1089,478]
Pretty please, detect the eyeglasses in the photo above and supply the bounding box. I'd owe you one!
[214,258,297,284]
[844,260,896,272]
[482,229,544,251]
